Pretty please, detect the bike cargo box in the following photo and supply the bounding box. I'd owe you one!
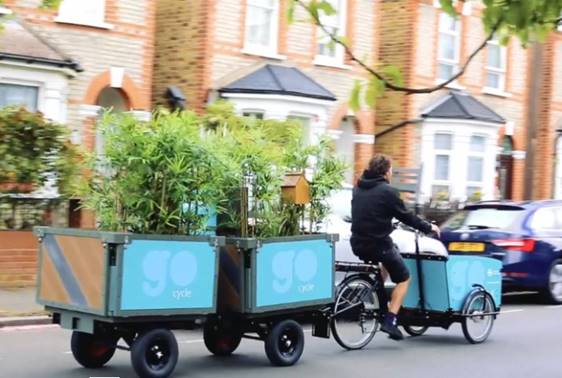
[402,254,502,312]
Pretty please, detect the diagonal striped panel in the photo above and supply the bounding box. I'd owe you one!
[39,243,70,305]
[217,244,243,312]
[56,235,105,310]
[41,234,87,307]
[38,234,105,311]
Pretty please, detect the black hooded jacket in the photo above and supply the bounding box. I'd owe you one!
[350,171,432,255]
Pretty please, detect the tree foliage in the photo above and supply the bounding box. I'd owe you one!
[293,0,562,109]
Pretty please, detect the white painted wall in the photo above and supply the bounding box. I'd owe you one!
[0,63,69,123]
[420,118,502,202]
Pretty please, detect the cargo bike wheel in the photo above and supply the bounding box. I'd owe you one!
[331,275,379,350]
[71,331,118,369]
[461,290,496,344]
[203,320,242,357]
[403,325,429,337]
[264,319,305,366]
[130,328,179,378]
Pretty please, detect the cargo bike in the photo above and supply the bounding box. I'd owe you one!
[34,227,337,378]
[330,224,502,349]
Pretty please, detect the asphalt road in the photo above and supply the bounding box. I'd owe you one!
[1,293,560,378]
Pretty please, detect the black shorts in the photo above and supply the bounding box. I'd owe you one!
[359,245,410,283]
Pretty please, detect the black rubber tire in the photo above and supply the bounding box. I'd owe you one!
[403,325,429,337]
[70,331,117,369]
[264,319,305,367]
[203,322,242,356]
[461,290,495,344]
[130,328,179,378]
[542,259,562,304]
[331,275,378,350]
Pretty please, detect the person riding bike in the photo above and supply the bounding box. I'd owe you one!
[350,154,440,340]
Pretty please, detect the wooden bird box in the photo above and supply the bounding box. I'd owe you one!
[281,172,310,205]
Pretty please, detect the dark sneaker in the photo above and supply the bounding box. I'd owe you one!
[381,313,404,341]
[380,322,404,340]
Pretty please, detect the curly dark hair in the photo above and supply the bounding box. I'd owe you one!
[368,154,392,177]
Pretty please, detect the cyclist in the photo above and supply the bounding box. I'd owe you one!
[350,154,440,340]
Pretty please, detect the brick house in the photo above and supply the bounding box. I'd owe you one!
[374,0,562,203]
[153,0,378,185]
[0,0,155,286]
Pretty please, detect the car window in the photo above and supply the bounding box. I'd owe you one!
[530,207,558,230]
[443,208,522,230]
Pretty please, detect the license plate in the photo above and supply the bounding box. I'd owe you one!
[448,242,485,252]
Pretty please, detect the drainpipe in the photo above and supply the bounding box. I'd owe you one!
[523,42,543,200]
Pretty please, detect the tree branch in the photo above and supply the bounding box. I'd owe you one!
[295,0,502,94]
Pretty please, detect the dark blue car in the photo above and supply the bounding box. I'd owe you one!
[441,201,562,304]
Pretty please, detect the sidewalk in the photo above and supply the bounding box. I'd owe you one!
[0,287,51,327]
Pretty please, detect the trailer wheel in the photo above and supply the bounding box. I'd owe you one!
[264,319,304,367]
[130,328,178,378]
[403,325,429,337]
[203,322,242,356]
[71,331,117,369]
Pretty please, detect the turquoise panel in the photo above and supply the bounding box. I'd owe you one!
[403,258,450,311]
[256,240,333,308]
[447,255,502,311]
[120,240,216,310]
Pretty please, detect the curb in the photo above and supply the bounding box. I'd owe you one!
[0,315,52,328]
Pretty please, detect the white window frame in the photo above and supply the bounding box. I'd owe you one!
[0,78,44,112]
[466,134,486,196]
[243,0,281,59]
[484,36,507,93]
[314,0,348,68]
[421,119,502,202]
[55,0,113,29]
[437,12,461,83]
[432,133,453,197]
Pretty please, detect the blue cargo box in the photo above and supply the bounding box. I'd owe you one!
[403,254,502,312]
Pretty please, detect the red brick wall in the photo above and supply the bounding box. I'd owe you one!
[0,232,38,287]
[374,0,418,168]
[152,0,215,112]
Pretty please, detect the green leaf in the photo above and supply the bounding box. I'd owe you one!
[350,80,362,112]
[380,65,404,86]
[40,0,62,9]
[287,0,296,24]
[439,0,457,17]
[316,0,337,16]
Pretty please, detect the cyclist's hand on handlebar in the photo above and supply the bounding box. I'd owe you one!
[431,223,441,238]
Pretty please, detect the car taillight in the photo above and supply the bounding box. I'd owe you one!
[492,239,536,252]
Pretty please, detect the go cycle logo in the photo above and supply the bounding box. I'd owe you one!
[141,250,198,300]
[271,249,318,294]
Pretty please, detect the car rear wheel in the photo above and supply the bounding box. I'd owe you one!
[543,259,562,304]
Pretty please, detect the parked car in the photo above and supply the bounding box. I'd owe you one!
[440,200,562,304]
[322,187,447,285]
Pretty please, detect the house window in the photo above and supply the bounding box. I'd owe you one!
[315,0,347,65]
[242,111,264,119]
[437,13,461,81]
[244,0,279,55]
[466,135,485,196]
[0,83,39,112]
[432,133,452,197]
[56,0,107,27]
[485,35,507,91]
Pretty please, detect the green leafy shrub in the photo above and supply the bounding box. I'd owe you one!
[82,102,346,237]
[0,107,81,195]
